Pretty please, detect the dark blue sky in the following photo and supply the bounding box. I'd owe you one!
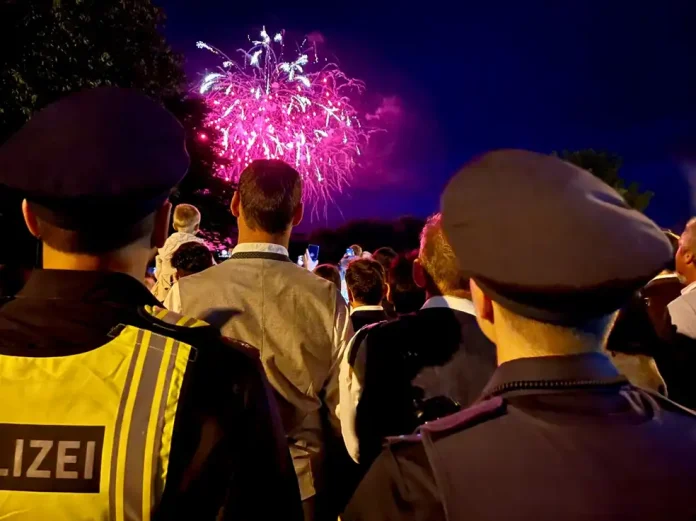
[160,0,696,231]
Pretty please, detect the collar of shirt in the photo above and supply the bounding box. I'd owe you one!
[681,280,696,295]
[421,295,476,316]
[480,352,627,399]
[232,242,289,257]
[16,269,159,307]
[350,305,384,316]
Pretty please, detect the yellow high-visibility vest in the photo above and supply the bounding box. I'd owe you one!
[0,306,205,521]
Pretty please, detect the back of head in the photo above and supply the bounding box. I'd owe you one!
[238,159,302,234]
[419,213,468,296]
[350,244,363,257]
[173,204,201,234]
[171,242,214,277]
[442,149,671,327]
[373,247,398,274]
[389,250,426,314]
[0,87,189,255]
[441,149,671,354]
[314,264,341,288]
[346,258,386,306]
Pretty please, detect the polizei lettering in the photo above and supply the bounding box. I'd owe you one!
[0,424,104,493]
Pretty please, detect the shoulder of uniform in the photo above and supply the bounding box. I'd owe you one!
[634,386,696,417]
[384,397,505,448]
[143,305,208,328]
[133,305,262,368]
[420,396,506,435]
[128,305,216,352]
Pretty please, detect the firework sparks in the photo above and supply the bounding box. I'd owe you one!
[196,27,374,216]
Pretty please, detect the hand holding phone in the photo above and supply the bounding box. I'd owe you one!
[304,245,320,271]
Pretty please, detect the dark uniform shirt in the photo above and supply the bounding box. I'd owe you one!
[350,308,389,332]
[352,305,496,468]
[344,353,696,521]
[0,269,303,521]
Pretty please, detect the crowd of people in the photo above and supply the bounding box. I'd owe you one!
[0,86,695,520]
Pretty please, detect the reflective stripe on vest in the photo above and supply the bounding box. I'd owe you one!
[0,313,194,521]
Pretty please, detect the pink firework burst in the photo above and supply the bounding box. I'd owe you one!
[196,28,375,216]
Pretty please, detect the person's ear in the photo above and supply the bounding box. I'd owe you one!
[412,258,427,289]
[382,282,389,300]
[292,202,304,227]
[470,279,497,344]
[152,201,172,249]
[386,283,392,303]
[347,287,354,304]
[21,199,40,239]
[231,191,241,218]
[471,279,495,322]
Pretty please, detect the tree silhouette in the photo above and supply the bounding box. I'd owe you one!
[556,149,654,211]
[0,0,230,261]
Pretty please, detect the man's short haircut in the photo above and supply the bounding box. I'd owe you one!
[350,244,363,257]
[419,213,468,294]
[173,204,201,233]
[171,241,214,275]
[36,212,155,254]
[238,159,303,234]
[314,264,341,288]
[373,247,398,273]
[346,258,386,305]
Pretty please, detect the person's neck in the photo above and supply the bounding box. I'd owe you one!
[41,243,148,282]
[494,325,601,366]
[351,300,372,310]
[236,228,290,250]
[684,271,696,286]
[425,289,472,301]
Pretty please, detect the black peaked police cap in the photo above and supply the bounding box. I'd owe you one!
[441,149,672,325]
[0,87,189,230]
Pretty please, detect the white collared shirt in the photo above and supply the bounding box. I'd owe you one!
[681,280,696,296]
[339,296,476,462]
[164,242,290,312]
[421,295,476,316]
[349,305,385,316]
[232,242,289,257]
[669,279,696,339]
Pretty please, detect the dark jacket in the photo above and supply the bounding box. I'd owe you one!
[0,270,303,521]
[350,307,389,332]
[345,353,696,521]
[351,301,497,468]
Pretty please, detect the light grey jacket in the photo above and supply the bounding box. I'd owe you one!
[173,246,352,500]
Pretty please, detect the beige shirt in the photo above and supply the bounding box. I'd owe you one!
[170,242,353,500]
[152,231,205,302]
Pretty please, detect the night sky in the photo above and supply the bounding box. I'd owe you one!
[160,0,696,232]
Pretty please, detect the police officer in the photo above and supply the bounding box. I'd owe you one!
[0,88,303,521]
[344,150,696,521]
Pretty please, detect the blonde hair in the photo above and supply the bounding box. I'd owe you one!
[173,204,201,233]
[419,213,467,294]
